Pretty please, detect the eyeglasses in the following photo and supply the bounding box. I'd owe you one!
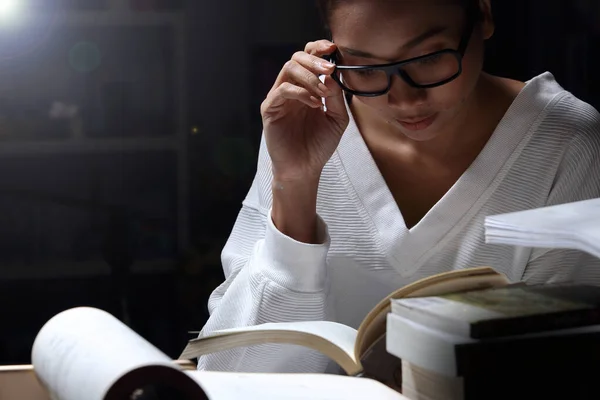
[330,9,477,97]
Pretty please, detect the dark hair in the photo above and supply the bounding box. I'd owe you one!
[316,0,481,36]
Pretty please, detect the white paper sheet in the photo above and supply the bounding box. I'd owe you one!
[31,307,176,400]
[484,198,600,259]
[186,370,407,400]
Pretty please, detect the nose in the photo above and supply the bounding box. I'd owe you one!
[386,74,427,109]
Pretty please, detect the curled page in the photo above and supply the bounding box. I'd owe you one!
[484,198,600,259]
[181,321,359,375]
[31,307,204,400]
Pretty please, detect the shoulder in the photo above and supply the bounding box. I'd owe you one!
[550,92,600,148]
[547,92,600,172]
[520,73,600,175]
[534,75,600,154]
[515,73,600,203]
[542,91,600,204]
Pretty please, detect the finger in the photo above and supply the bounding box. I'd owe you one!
[304,40,336,56]
[275,59,330,99]
[291,51,336,78]
[262,82,323,115]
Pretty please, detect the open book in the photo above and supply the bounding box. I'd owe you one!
[179,267,510,381]
[484,197,600,259]
[21,306,409,400]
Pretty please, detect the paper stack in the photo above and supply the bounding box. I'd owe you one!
[484,198,600,259]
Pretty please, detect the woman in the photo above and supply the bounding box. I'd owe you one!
[197,0,600,373]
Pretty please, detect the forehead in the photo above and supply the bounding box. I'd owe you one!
[329,1,465,47]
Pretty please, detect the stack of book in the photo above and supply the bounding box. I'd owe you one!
[386,283,600,399]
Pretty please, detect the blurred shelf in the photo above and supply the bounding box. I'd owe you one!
[0,258,176,280]
[11,11,184,27]
[0,137,179,156]
[0,5,191,253]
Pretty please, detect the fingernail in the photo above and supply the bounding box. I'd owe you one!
[320,61,335,70]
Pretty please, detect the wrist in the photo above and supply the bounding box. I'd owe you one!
[271,161,322,186]
[271,177,321,244]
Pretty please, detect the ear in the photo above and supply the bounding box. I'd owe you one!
[479,0,495,40]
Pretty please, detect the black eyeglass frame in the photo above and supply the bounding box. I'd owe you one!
[329,7,478,97]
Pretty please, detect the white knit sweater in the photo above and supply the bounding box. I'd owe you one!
[197,72,600,373]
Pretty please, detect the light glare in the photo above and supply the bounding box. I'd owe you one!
[0,0,20,18]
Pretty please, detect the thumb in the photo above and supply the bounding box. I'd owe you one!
[321,74,348,123]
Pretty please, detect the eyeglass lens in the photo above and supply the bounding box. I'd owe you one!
[337,51,460,93]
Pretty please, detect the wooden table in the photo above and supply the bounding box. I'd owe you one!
[0,365,49,400]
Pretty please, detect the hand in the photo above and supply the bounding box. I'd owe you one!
[260,40,349,183]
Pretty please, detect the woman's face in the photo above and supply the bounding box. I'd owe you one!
[329,0,494,142]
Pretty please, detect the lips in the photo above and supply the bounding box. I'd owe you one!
[395,113,438,131]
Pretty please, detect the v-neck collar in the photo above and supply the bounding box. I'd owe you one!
[334,72,567,276]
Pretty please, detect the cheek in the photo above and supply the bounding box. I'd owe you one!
[453,36,485,97]
[360,96,390,114]
[427,85,467,112]
[428,43,484,112]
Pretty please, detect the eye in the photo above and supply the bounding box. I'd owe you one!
[417,54,444,66]
[354,69,377,77]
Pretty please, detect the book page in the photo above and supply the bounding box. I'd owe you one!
[186,370,408,400]
[485,198,600,258]
[401,360,464,400]
[31,307,183,400]
[198,321,357,359]
[486,198,600,233]
[184,321,358,371]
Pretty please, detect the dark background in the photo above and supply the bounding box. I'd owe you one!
[0,0,599,363]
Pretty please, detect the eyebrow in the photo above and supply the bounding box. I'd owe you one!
[339,25,450,61]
